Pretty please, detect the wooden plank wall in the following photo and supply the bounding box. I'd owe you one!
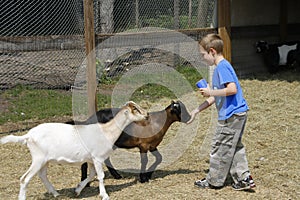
[231,24,300,78]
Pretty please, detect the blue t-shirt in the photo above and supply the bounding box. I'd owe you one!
[212,59,249,120]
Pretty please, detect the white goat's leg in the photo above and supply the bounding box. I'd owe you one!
[38,164,59,197]
[19,159,44,200]
[94,162,109,200]
[75,163,96,196]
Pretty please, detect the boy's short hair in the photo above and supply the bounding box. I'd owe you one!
[199,33,224,54]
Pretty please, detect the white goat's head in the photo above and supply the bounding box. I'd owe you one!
[123,101,149,122]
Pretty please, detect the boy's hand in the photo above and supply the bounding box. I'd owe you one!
[199,84,211,97]
[186,108,199,124]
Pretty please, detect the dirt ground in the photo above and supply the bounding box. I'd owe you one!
[0,75,299,200]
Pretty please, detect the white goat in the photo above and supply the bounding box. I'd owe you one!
[0,101,148,200]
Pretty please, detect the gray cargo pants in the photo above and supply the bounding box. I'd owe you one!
[206,112,250,187]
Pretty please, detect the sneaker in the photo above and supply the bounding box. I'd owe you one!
[194,178,211,188]
[194,178,223,189]
[232,175,256,191]
[194,178,210,189]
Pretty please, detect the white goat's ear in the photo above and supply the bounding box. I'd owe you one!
[124,109,129,116]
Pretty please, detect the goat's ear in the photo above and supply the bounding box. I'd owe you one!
[126,101,137,111]
[124,109,129,116]
[171,100,175,104]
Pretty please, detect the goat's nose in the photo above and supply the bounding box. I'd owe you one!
[145,113,150,120]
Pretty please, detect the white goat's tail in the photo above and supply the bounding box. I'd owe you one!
[0,134,28,145]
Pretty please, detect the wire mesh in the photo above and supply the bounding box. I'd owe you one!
[0,0,216,90]
[0,0,85,90]
[94,0,217,79]
[94,0,216,34]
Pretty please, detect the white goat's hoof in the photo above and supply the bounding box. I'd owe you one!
[75,188,81,196]
[75,183,84,196]
[101,194,110,200]
[52,191,60,197]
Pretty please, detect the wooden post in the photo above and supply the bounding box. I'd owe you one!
[217,0,231,62]
[279,0,287,41]
[84,0,97,116]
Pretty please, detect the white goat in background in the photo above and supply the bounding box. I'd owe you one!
[0,101,148,200]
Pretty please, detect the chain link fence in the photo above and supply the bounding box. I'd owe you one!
[0,0,216,90]
[93,0,217,80]
[0,0,85,90]
[94,0,216,33]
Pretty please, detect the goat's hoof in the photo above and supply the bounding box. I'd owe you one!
[52,191,60,198]
[146,172,153,179]
[112,173,122,179]
[75,187,82,196]
[140,176,149,183]
[100,193,110,200]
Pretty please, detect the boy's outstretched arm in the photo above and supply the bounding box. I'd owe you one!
[187,96,215,124]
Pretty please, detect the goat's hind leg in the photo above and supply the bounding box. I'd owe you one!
[105,158,122,179]
[19,159,45,200]
[38,164,60,197]
[75,163,96,196]
[146,149,162,179]
[81,162,91,187]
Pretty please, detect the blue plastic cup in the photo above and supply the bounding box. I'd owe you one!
[196,79,208,88]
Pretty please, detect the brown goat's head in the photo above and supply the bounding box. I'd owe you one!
[169,100,191,123]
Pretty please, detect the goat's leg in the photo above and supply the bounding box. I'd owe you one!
[146,149,162,179]
[81,162,88,181]
[81,162,90,187]
[38,164,60,197]
[19,159,45,200]
[75,163,96,196]
[140,151,149,183]
[105,157,122,179]
[93,161,109,200]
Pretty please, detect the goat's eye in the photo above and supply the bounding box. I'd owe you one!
[133,107,141,113]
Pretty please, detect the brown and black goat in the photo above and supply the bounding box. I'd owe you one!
[67,100,191,183]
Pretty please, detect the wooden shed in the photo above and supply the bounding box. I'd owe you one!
[220,0,300,77]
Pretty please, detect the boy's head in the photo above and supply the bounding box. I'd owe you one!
[198,33,224,65]
[199,33,224,54]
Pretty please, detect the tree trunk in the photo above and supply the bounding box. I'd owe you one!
[134,0,140,28]
[197,0,209,27]
[188,0,192,28]
[174,0,180,29]
[99,0,115,33]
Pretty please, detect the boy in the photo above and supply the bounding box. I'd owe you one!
[187,33,255,191]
